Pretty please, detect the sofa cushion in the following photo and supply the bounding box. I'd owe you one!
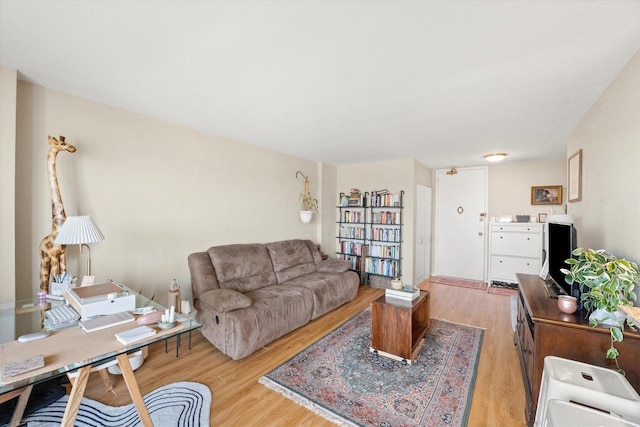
[198,289,253,313]
[283,270,359,319]
[208,244,277,292]
[266,239,317,283]
[219,285,315,359]
[317,258,351,273]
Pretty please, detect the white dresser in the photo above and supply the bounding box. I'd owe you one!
[489,223,544,285]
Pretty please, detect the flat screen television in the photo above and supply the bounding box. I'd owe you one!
[547,221,578,297]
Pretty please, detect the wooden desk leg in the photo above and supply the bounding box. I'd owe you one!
[116,353,153,426]
[8,384,33,427]
[62,365,91,426]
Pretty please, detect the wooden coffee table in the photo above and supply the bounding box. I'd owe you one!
[370,290,430,365]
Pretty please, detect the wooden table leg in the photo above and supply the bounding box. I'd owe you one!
[62,365,91,426]
[116,353,153,426]
[8,384,33,427]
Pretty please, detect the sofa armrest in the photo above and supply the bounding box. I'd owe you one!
[199,289,253,313]
[317,258,351,273]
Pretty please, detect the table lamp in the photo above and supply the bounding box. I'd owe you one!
[54,215,105,276]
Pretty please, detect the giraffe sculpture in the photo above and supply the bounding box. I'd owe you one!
[39,135,76,292]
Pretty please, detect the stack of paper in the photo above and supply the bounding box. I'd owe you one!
[79,311,135,333]
[115,326,157,345]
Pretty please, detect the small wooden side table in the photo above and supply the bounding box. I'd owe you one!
[370,290,430,365]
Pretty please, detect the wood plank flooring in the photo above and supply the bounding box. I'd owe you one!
[81,281,527,426]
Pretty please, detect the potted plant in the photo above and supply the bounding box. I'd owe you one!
[296,171,318,223]
[562,248,640,374]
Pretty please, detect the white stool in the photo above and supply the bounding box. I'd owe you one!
[534,356,640,426]
[543,399,640,427]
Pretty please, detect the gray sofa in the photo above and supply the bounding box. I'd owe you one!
[188,239,359,360]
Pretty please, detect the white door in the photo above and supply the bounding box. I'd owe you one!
[434,167,487,281]
[415,185,432,284]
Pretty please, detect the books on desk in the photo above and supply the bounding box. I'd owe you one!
[79,311,135,333]
[385,288,420,301]
[115,326,156,345]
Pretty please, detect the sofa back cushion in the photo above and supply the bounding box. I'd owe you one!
[266,239,318,283]
[208,244,277,292]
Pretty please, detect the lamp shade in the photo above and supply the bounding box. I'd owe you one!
[54,216,105,245]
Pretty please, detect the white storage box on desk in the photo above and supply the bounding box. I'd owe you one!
[65,282,136,320]
[534,356,640,426]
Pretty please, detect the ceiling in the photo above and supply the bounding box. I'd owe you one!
[1,1,639,169]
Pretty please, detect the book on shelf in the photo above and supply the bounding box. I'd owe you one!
[79,311,135,333]
[115,325,157,345]
[385,288,420,300]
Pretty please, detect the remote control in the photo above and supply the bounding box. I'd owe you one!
[18,331,51,343]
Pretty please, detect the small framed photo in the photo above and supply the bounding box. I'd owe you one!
[538,213,547,223]
[531,185,562,205]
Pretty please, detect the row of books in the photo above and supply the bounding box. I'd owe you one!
[338,241,365,256]
[340,210,365,223]
[339,225,366,239]
[370,191,403,207]
[371,211,401,225]
[371,228,401,242]
[364,258,400,277]
[368,244,400,259]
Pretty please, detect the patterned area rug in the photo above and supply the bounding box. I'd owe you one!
[22,381,211,426]
[428,276,488,291]
[260,308,484,426]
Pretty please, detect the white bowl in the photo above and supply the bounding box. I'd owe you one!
[157,321,176,330]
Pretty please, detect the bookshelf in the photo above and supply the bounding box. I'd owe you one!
[336,190,403,287]
[365,190,403,283]
[336,191,368,276]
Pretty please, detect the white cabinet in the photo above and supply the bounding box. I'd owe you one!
[489,223,543,284]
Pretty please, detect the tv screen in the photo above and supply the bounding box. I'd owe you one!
[547,222,578,297]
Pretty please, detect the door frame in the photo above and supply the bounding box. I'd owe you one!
[433,166,488,281]
[414,184,432,285]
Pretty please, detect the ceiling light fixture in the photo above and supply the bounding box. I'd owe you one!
[484,153,507,162]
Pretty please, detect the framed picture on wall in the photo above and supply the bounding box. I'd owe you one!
[531,185,562,205]
[568,149,582,202]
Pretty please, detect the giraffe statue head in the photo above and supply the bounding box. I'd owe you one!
[48,135,77,154]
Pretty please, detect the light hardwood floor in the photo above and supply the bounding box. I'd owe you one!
[82,281,527,426]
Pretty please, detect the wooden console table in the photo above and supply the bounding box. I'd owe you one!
[515,273,640,426]
[370,290,430,364]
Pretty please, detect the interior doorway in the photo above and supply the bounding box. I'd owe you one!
[434,167,488,281]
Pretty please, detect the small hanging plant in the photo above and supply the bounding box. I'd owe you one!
[296,171,318,213]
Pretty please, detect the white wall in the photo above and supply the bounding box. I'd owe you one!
[14,82,321,304]
[566,49,640,263]
[488,159,567,222]
[319,162,338,258]
[0,66,17,304]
